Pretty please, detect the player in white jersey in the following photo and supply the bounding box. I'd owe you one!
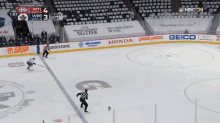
[27,58,36,69]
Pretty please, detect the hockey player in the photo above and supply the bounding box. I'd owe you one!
[27,58,36,69]
[43,43,50,58]
[76,89,89,112]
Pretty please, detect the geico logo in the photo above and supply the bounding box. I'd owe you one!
[109,39,133,44]
[169,35,196,40]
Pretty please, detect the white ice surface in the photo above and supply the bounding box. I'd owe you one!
[0,43,220,123]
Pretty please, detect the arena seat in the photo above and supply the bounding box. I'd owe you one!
[0,0,44,9]
[130,0,172,18]
[180,0,220,14]
[51,0,132,25]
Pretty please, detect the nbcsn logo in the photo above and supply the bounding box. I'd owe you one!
[179,8,203,12]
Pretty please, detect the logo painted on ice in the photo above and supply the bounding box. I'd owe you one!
[8,62,25,68]
[0,65,6,67]
[76,80,112,91]
[0,80,36,118]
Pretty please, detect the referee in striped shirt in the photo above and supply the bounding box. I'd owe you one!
[76,89,89,112]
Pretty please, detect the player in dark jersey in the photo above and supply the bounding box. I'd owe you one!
[43,43,50,58]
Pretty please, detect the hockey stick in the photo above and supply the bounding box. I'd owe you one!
[36,64,49,69]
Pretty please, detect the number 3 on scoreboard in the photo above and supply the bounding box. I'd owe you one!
[43,14,48,20]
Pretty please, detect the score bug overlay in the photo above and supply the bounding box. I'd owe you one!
[7,5,50,21]
[29,13,49,21]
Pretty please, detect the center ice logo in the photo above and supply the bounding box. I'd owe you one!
[0,86,15,109]
[0,80,35,118]
[76,80,112,91]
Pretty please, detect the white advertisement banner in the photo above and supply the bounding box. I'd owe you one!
[199,35,216,42]
[0,10,15,38]
[105,38,136,46]
[65,23,101,38]
[77,41,102,48]
[3,34,220,56]
[138,35,169,43]
[74,37,140,50]
[64,21,145,42]
[27,20,56,35]
[168,34,199,41]
[40,43,78,52]
[145,17,212,34]
[103,21,144,36]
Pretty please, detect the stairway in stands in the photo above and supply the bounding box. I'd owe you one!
[207,11,220,35]
[124,0,153,35]
[12,20,32,39]
[171,0,180,12]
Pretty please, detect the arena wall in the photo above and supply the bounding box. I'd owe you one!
[0,34,220,57]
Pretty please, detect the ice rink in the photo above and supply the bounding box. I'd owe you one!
[1,43,220,123]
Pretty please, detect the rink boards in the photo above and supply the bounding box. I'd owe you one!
[0,34,220,57]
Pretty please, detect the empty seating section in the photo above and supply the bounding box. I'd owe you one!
[130,0,172,18]
[0,0,44,9]
[180,0,200,9]
[201,1,220,13]
[51,0,132,25]
[180,0,220,14]
[146,11,211,19]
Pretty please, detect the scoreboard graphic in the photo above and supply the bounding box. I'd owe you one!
[7,5,50,21]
